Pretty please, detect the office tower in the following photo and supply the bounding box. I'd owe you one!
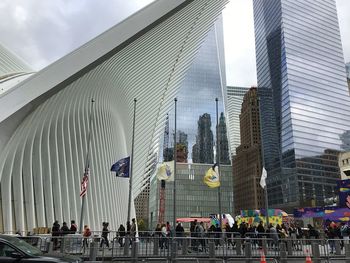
[253,0,350,209]
[192,113,214,164]
[226,86,251,156]
[233,87,264,212]
[218,112,230,164]
[346,62,350,90]
[167,16,227,164]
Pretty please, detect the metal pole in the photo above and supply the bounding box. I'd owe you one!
[173,98,177,230]
[127,98,137,224]
[215,98,222,227]
[257,94,269,227]
[79,98,95,233]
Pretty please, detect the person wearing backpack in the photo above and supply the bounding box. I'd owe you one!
[341,223,349,244]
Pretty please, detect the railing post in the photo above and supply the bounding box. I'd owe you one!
[89,237,99,261]
[279,242,287,263]
[345,243,350,263]
[286,237,292,255]
[124,236,130,256]
[171,238,177,260]
[262,236,267,255]
[182,238,188,255]
[236,238,242,255]
[335,239,341,255]
[153,235,159,255]
[47,239,53,253]
[209,241,215,263]
[60,237,66,254]
[131,241,138,263]
[311,241,321,263]
[244,241,252,263]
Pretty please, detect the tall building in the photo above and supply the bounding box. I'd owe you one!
[346,62,350,90]
[0,0,228,232]
[149,163,233,227]
[192,113,214,164]
[167,16,227,164]
[233,87,264,213]
[253,0,350,209]
[218,112,230,164]
[143,17,228,226]
[226,86,251,156]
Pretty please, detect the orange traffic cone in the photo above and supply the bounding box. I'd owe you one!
[260,250,266,263]
[305,250,312,263]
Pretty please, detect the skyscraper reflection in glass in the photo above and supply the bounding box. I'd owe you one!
[166,16,228,163]
[253,0,350,209]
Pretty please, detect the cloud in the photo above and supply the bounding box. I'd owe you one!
[223,0,257,87]
[0,0,349,83]
[0,0,154,70]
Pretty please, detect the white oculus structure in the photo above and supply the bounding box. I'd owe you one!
[0,0,228,233]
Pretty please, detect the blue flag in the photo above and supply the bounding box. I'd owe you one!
[111,156,130,177]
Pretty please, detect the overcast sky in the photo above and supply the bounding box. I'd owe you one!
[0,0,349,87]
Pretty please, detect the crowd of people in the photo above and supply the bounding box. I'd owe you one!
[51,218,137,250]
[49,218,350,253]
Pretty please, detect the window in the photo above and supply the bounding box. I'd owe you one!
[0,242,16,257]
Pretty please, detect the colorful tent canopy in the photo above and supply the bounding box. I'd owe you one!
[176,217,211,223]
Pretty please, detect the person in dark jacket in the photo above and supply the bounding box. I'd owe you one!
[60,222,70,235]
[70,220,77,234]
[100,222,110,248]
[175,222,185,248]
[118,224,126,247]
[51,220,60,250]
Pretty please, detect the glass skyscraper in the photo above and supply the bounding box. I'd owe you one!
[166,16,227,163]
[253,0,350,209]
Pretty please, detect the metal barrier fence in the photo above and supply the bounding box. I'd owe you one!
[13,233,350,262]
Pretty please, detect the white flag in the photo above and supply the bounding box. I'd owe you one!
[260,167,267,189]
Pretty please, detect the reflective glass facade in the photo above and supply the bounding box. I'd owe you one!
[226,86,250,156]
[253,0,350,208]
[149,163,233,227]
[166,17,227,163]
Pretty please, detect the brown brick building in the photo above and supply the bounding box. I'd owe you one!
[232,87,265,214]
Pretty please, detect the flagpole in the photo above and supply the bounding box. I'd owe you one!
[173,98,177,229]
[258,95,269,227]
[215,98,222,227]
[127,98,137,224]
[79,98,95,233]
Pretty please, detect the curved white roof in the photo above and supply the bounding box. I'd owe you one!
[0,0,228,232]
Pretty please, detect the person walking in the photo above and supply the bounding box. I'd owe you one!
[100,222,110,249]
[256,221,265,249]
[70,220,77,234]
[175,222,185,248]
[118,224,126,247]
[82,225,91,250]
[51,220,60,250]
[160,223,168,249]
[130,218,137,246]
[341,223,350,246]
[61,222,70,236]
[269,224,279,249]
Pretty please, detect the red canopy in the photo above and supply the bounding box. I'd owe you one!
[176,217,211,223]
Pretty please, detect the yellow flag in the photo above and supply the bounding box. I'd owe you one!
[203,164,220,188]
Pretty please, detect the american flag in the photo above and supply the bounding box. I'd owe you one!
[80,168,89,197]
